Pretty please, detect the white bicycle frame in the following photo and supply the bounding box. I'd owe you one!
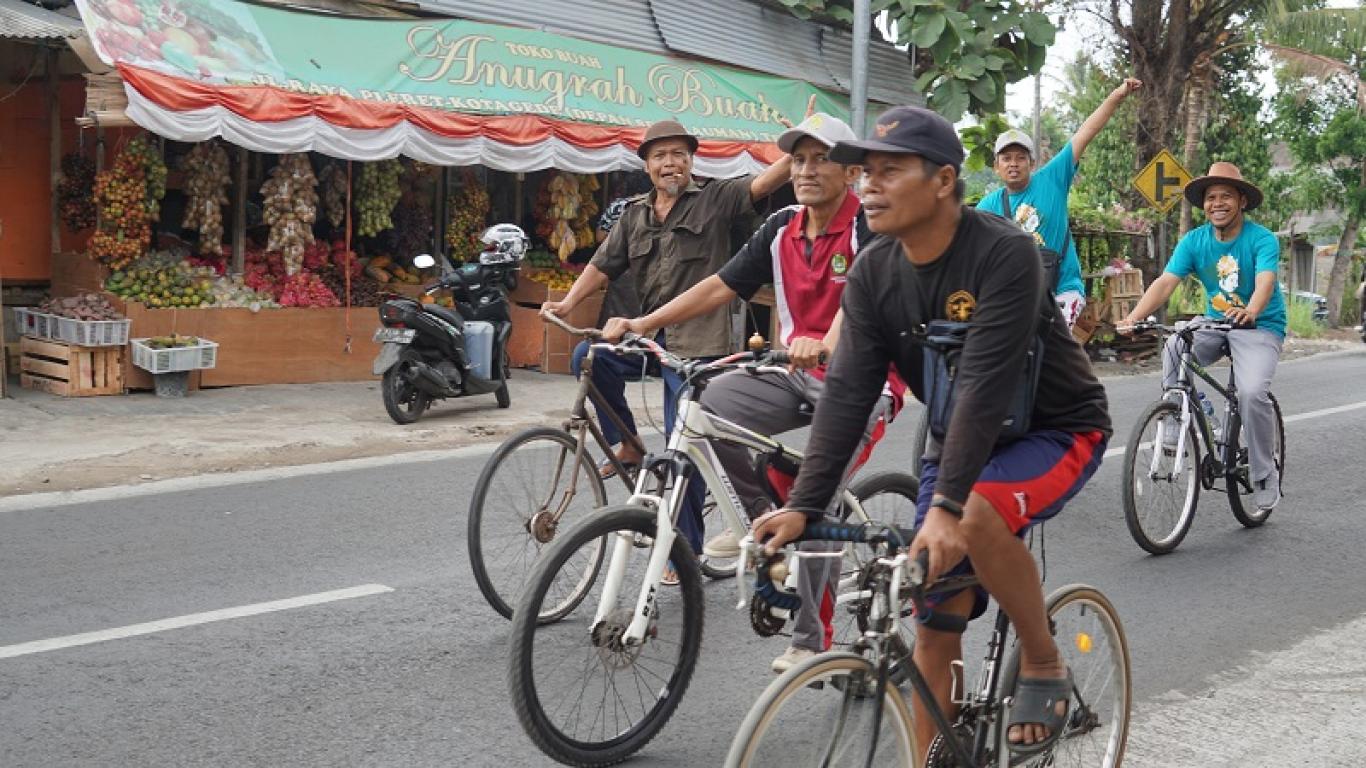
[588,352,871,647]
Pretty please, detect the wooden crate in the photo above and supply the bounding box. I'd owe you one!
[1105,269,1144,299]
[507,290,605,374]
[1103,297,1139,324]
[1072,302,1100,345]
[19,337,125,397]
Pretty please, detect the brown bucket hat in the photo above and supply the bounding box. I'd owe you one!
[637,119,699,159]
[1184,161,1264,211]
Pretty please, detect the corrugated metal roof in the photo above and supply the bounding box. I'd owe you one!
[819,27,922,107]
[0,0,83,40]
[414,0,664,56]
[650,0,838,90]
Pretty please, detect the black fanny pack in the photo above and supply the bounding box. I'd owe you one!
[921,319,1045,444]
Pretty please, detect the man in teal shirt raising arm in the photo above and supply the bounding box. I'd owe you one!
[978,78,1142,327]
[1119,162,1286,512]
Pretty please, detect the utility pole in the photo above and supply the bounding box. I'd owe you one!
[851,0,870,137]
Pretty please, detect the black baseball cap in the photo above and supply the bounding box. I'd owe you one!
[829,106,965,171]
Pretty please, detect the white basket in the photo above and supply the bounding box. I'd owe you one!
[130,338,219,374]
[14,308,56,340]
[53,317,132,347]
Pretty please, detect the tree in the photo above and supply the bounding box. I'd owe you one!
[1262,1,1365,326]
[774,0,1058,121]
[1093,0,1267,186]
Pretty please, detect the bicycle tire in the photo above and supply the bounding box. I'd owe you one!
[909,413,930,482]
[469,426,608,621]
[839,472,920,652]
[724,651,918,768]
[508,504,705,767]
[998,584,1131,768]
[1226,392,1285,528]
[1121,400,1200,555]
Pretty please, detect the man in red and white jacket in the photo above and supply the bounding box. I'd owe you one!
[603,113,904,673]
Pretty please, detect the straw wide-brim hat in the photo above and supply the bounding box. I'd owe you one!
[1184,161,1263,211]
[637,120,699,159]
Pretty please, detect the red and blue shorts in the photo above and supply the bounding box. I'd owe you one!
[914,429,1107,621]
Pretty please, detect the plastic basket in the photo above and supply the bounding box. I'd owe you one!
[53,317,132,347]
[130,338,219,374]
[14,308,56,340]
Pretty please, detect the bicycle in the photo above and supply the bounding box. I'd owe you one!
[467,316,655,621]
[506,323,920,766]
[726,522,1132,767]
[1120,319,1286,555]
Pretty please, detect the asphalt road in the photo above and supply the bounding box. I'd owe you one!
[3,349,1364,767]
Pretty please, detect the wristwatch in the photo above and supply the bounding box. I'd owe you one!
[931,497,964,519]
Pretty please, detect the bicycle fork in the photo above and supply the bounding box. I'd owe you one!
[1150,395,1194,479]
[590,478,688,647]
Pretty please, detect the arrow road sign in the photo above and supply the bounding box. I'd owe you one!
[1132,150,1193,213]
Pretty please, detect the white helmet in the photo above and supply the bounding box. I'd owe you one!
[478,224,529,265]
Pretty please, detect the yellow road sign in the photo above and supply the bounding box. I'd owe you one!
[1132,150,1192,212]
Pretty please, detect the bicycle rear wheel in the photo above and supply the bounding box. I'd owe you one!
[1121,400,1200,555]
[1226,392,1285,528]
[468,427,608,621]
[834,472,920,650]
[508,504,704,767]
[999,585,1131,768]
[724,651,918,768]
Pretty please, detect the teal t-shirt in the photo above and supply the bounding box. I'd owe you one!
[1165,220,1286,337]
[976,141,1082,296]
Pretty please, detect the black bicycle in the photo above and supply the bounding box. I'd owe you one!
[1121,320,1286,555]
[726,522,1131,767]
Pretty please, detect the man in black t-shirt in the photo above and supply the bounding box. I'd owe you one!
[752,107,1112,761]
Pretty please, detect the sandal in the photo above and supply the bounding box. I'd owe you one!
[660,566,680,587]
[1006,669,1073,756]
[598,458,640,480]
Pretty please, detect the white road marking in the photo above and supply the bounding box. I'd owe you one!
[1124,613,1366,766]
[0,584,394,660]
[1102,398,1366,460]
[0,444,500,514]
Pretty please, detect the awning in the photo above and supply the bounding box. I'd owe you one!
[0,0,83,41]
[73,0,851,176]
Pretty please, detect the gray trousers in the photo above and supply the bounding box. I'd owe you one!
[1161,324,1283,483]
[701,369,894,651]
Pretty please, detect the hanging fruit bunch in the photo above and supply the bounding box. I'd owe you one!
[393,160,436,257]
[181,140,231,256]
[58,153,97,231]
[261,154,319,275]
[90,148,152,269]
[535,172,601,262]
[123,135,167,222]
[318,161,349,230]
[355,159,403,237]
[445,169,490,263]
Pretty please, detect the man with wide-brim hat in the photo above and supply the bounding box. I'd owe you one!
[1121,161,1287,513]
[754,105,1114,763]
[543,112,802,563]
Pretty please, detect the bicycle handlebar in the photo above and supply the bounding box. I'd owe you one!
[1129,318,1237,335]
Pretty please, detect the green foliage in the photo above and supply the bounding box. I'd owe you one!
[959,113,1011,173]
[1167,277,1208,317]
[1285,296,1324,337]
[1058,54,1136,210]
[777,0,1058,121]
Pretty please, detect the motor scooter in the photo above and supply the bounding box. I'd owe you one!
[372,225,527,424]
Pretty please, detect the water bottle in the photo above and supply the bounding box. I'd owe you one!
[1197,392,1221,442]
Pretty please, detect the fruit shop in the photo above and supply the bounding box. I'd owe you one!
[7,0,844,392]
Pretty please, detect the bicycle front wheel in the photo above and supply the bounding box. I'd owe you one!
[1122,400,1200,555]
[999,585,1131,768]
[468,426,608,621]
[1226,392,1285,528]
[508,504,705,767]
[725,651,918,768]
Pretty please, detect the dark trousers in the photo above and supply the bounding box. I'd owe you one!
[571,338,710,553]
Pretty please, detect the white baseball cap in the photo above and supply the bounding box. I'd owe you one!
[993,128,1036,157]
[778,113,858,155]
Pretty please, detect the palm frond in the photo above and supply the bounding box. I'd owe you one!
[1263,5,1366,65]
